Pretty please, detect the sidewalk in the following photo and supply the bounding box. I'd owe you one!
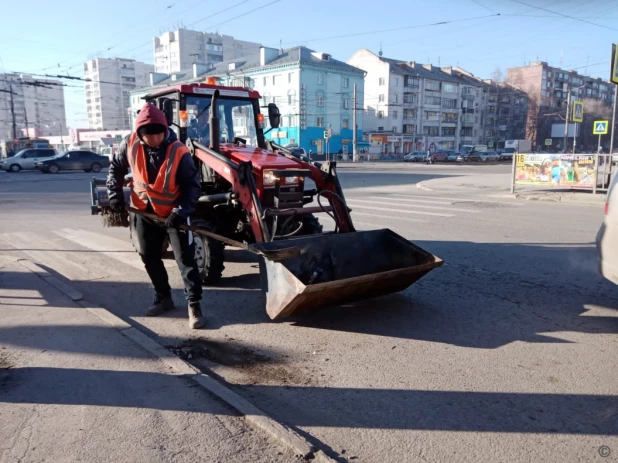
[417,173,607,204]
[0,255,295,463]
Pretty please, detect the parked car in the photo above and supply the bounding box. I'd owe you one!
[447,152,461,162]
[423,151,449,163]
[36,150,110,174]
[499,152,514,161]
[455,153,468,162]
[404,151,425,162]
[597,173,618,285]
[0,148,57,172]
[479,151,500,162]
[466,152,482,162]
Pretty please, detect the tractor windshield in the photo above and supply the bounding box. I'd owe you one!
[186,95,259,147]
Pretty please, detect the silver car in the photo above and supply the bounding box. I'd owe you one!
[597,174,618,285]
[0,148,57,172]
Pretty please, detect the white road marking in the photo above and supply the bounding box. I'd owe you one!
[387,193,524,205]
[55,228,175,271]
[367,196,453,206]
[348,199,480,214]
[346,203,454,218]
[350,211,427,223]
[0,232,94,281]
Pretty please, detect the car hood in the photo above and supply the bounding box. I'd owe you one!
[37,155,63,163]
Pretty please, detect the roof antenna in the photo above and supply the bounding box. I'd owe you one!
[280,39,283,53]
[378,42,383,57]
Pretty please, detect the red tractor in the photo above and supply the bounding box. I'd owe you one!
[92,80,442,319]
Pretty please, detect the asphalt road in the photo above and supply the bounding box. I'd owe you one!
[1,163,617,463]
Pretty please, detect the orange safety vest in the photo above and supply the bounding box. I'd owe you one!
[127,133,189,217]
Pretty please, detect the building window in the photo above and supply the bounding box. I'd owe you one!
[441,127,456,136]
[405,77,419,88]
[394,94,398,104]
[379,77,385,86]
[424,111,439,121]
[272,96,277,104]
[263,77,267,86]
[288,115,295,126]
[317,73,324,84]
[442,98,457,109]
[461,128,473,137]
[343,98,350,109]
[377,110,384,119]
[288,72,294,83]
[392,110,398,119]
[486,129,495,137]
[378,94,385,103]
[443,83,457,93]
[425,80,440,91]
[317,116,324,127]
[378,126,384,131]
[423,126,439,136]
[317,96,324,106]
[343,118,349,129]
[424,95,441,106]
[394,77,399,87]
[343,77,349,88]
[404,108,416,119]
[288,94,293,104]
[403,94,418,104]
[442,112,457,123]
[403,124,415,134]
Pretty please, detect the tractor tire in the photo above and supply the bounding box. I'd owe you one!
[300,214,323,235]
[192,220,225,285]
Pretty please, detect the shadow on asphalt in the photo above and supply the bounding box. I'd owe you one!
[337,171,455,190]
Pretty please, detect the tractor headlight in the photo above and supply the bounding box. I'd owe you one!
[285,176,299,185]
[263,170,277,185]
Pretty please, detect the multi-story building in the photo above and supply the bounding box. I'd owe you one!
[153,29,262,74]
[348,49,488,154]
[83,58,153,130]
[0,73,67,139]
[507,61,614,149]
[131,46,365,155]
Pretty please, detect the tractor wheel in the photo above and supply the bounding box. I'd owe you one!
[192,220,225,285]
[300,214,323,235]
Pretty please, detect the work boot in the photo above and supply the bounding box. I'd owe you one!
[146,295,175,316]
[188,301,206,329]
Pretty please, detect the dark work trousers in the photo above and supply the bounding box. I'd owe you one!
[135,213,203,302]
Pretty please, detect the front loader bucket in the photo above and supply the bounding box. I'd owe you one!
[254,229,443,319]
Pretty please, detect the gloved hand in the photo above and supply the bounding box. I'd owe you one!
[165,211,185,229]
[109,198,125,212]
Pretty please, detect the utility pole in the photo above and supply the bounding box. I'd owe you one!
[353,83,358,162]
[9,83,16,140]
[563,88,571,153]
[611,84,617,155]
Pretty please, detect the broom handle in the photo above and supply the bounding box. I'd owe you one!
[126,207,250,251]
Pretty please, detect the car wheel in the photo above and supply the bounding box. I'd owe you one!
[91,163,102,173]
[48,163,60,174]
[9,164,21,173]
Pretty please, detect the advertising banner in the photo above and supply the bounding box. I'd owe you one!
[514,154,595,189]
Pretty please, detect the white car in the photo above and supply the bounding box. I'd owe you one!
[597,174,618,285]
[0,148,58,172]
[479,151,500,162]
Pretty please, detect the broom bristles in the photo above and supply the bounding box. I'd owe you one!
[101,208,129,228]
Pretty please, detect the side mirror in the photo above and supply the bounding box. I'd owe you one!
[267,103,281,129]
[159,98,174,127]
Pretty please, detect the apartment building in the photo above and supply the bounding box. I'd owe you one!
[153,29,262,74]
[507,61,614,148]
[83,58,153,130]
[132,46,365,155]
[0,73,67,139]
[348,49,487,154]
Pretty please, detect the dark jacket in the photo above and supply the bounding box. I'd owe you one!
[107,106,201,218]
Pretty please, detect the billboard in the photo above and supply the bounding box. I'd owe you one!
[515,154,595,189]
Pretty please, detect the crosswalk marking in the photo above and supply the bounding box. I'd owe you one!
[350,211,426,223]
[346,203,454,218]
[387,193,524,205]
[54,228,175,271]
[0,232,95,281]
[348,199,480,214]
[367,196,453,206]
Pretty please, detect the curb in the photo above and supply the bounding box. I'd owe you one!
[16,258,335,462]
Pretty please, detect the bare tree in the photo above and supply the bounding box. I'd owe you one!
[492,67,504,83]
[526,93,540,145]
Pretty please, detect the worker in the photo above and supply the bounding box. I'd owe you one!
[106,103,205,329]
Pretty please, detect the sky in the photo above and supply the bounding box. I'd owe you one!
[1,0,617,129]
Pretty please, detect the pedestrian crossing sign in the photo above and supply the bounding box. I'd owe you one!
[572,100,584,123]
[593,121,608,135]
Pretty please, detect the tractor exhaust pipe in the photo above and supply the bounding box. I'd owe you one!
[209,89,220,153]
